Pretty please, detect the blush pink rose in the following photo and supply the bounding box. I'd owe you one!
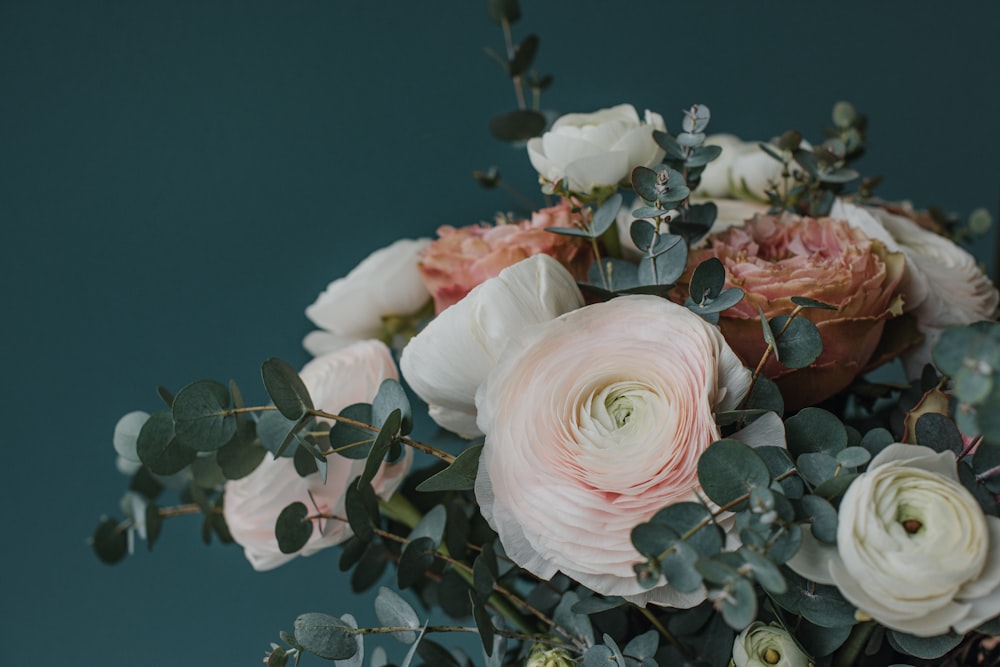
[475,295,753,606]
[686,213,906,409]
[223,339,412,571]
[417,200,592,313]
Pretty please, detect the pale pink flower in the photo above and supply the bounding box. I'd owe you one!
[417,200,591,313]
[475,296,754,606]
[687,213,905,409]
[223,339,412,571]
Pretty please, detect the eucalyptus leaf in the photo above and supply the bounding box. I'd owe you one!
[489,109,546,141]
[697,439,771,508]
[329,403,377,459]
[374,587,420,644]
[172,380,236,451]
[770,315,822,369]
[293,613,358,661]
[397,536,435,589]
[359,409,401,488]
[136,410,198,475]
[508,33,537,77]
[409,504,447,547]
[92,517,128,564]
[591,192,623,237]
[372,379,412,436]
[887,630,962,659]
[416,445,483,492]
[261,358,314,421]
[275,501,313,554]
[785,408,848,457]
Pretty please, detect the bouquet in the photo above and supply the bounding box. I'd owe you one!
[94,3,1000,666]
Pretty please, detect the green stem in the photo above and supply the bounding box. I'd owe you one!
[831,621,876,667]
[378,493,423,530]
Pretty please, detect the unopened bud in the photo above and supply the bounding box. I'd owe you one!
[525,644,575,667]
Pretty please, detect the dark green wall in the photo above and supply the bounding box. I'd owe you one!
[3,1,998,664]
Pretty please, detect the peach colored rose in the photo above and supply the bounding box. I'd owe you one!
[223,339,412,571]
[475,296,754,606]
[687,213,905,409]
[417,200,591,313]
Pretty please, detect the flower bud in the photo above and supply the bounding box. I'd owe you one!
[525,645,575,667]
[731,622,812,667]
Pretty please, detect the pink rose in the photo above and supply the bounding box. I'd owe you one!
[475,296,753,606]
[417,200,592,313]
[223,339,412,571]
[687,213,905,409]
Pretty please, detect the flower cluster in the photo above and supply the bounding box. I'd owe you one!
[95,14,1000,667]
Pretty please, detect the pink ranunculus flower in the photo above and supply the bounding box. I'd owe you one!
[475,295,754,606]
[417,200,592,313]
[223,339,412,571]
[687,213,906,410]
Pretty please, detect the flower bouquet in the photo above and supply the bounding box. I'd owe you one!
[94,3,1000,666]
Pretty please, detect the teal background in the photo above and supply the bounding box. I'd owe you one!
[3,1,999,665]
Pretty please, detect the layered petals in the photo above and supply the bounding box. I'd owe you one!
[527,104,666,195]
[475,296,751,604]
[401,255,584,438]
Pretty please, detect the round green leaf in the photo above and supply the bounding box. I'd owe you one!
[770,314,822,369]
[275,502,313,554]
[374,587,420,644]
[397,536,435,589]
[698,439,771,508]
[171,380,236,451]
[489,109,545,141]
[650,501,722,557]
[372,379,412,436]
[136,410,198,475]
[329,403,376,459]
[262,357,314,421]
[888,630,962,659]
[217,439,267,480]
[785,407,847,457]
[293,613,359,661]
[801,494,838,542]
[92,518,128,564]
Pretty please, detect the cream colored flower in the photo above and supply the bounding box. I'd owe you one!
[788,443,1000,636]
[475,296,753,606]
[304,239,431,356]
[731,622,812,667]
[527,104,665,195]
[400,255,584,438]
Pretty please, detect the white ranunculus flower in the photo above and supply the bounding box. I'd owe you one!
[475,296,755,606]
[400,255,584,438]
[788,443,1000,637]
[527,104,666,195]
[304,238,432,356]
[833,200,999,377]
[224,340,412,571]
[731,622,812,667]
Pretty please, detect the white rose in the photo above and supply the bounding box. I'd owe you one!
[527,104,666,195]
[833,201,999,377]
[731,622,812,667]
[223,339,412,571]
[304,239,432,356]
[400,255,583,438]
[788,443,1000,636]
